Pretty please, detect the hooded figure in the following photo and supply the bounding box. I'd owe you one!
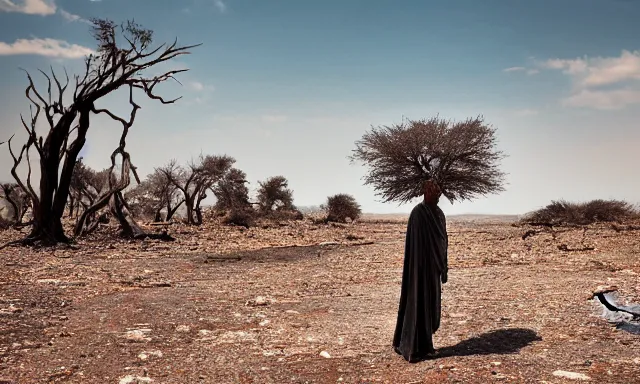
[393,179,448,362]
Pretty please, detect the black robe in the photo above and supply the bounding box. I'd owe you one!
[393,201,448,362]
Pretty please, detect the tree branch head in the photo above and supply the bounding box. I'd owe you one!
[351,116,507,204]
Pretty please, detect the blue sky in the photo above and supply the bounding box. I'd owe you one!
[1,0,639,215]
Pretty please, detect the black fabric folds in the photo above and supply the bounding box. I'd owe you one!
[393,201,448,362]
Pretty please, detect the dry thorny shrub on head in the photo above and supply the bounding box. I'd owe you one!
[351,116,506,204]
[521,199,639,226]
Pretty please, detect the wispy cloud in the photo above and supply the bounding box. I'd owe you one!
[541,50,640,109]
[503,66,539,76]
[59,8,89,23]
[0,0,56,15]
[187,81,205,91]
[0,38,93,58]
[213,0,226,12]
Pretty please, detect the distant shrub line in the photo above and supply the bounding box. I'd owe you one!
[520,199,639,226]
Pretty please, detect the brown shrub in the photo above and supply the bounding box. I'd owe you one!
[323,194,362,223]
[222,208,257,228]
[522,199,639,226]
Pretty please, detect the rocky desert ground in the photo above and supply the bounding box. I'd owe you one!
[1,214,639,383]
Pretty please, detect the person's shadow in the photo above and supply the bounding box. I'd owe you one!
[436,328,541,359]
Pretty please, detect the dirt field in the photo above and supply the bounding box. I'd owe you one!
[1,215,639,383]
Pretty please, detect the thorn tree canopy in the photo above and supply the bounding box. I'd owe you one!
[351,116,507,204]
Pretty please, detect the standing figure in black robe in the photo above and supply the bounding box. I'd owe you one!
[393,179,448,362]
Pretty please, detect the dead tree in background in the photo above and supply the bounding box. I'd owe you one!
[351,116,506,204]
[4,18,198,245]
[126,169,184,222]
[160,155,234,225]
[68,158,109,218]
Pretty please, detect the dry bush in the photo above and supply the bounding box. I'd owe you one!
[263,208,304,221]
[255,176,302,221]
[212,168,251,213]
[222,208,257,228]
[351,116,506,203]
[522,199,639,226]
[323,194,362,223]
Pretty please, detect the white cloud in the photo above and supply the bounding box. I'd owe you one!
[541,50,640,109]
[59,8,88,23]
[562,89,640,110]
[0,38,93,58]
[187,81,205,91]
[0,0,56,15]
[213,0,226,12]
[503,66,538,76]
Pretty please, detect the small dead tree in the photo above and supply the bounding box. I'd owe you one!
[126,169,184,221]
[256,176,298,217]
[160,155,234,225]
[323,193,362,223]
[0,183,31,225]
[4,18,198,245]
[351,116,506,204]
[68,158,109,218]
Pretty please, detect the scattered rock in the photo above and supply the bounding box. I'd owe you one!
[137,350,162,361]
[259,319,270,327]
[119,375,153,384]
[285,310,299,314]
[175,325,190,333]
[246,296,275,306]
[123,329,152,342]
[218,331,256,343]
[319,351,331,358]
[552,370,591,380]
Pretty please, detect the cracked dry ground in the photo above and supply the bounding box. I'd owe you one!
[1,218,640,383]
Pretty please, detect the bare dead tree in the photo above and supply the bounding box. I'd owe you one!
[4,18,198,246]
[160,155,234,225]
[256,176,296,214]
[68,158,109,218]
[126,168,184,222]
[350,116,506,204]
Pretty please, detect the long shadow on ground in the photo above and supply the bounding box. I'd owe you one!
[437,328,541,358]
